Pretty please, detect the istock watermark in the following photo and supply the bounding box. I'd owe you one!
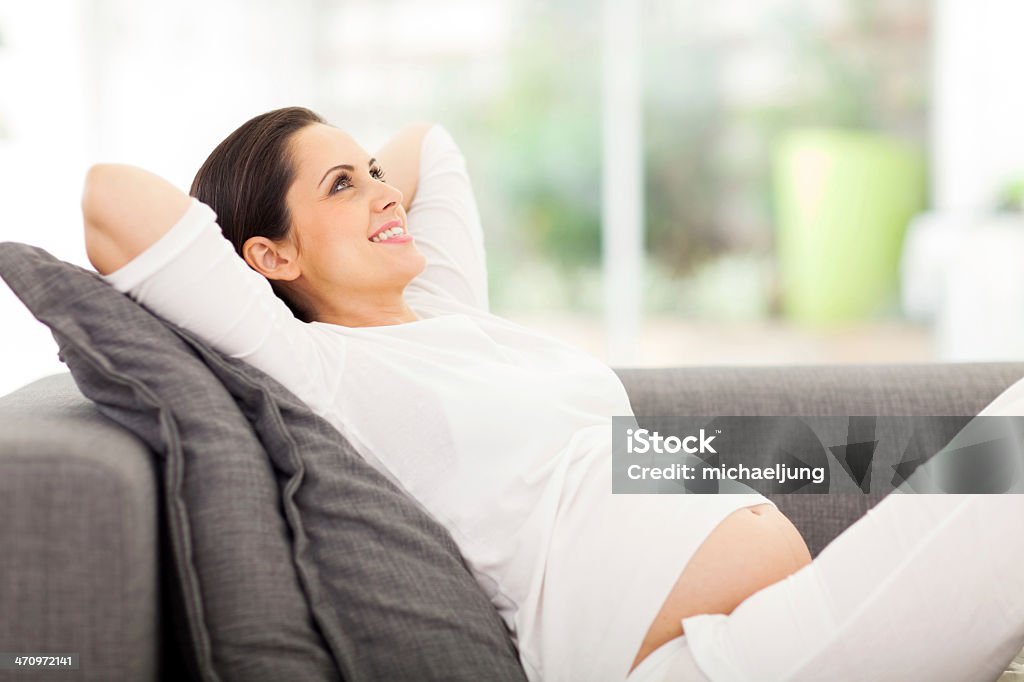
[625,427,718,454]
[612,415,1024,495]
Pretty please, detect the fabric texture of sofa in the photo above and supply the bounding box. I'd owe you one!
[3,362,1024,680]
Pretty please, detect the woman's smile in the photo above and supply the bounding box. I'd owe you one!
[369,220,414,244]
[371,232,414,244]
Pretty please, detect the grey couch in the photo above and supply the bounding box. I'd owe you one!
[1,362,1022,681]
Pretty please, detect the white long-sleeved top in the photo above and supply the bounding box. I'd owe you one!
[102,124,772,681]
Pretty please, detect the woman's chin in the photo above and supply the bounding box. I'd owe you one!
[404,251,428,277]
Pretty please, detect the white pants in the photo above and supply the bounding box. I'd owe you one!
[625,493,1024,682]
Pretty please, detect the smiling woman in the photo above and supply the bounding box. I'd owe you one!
[184,108,430,328]
[79,108,793,682]
[80,106,1024,682]
[82,108,427,329]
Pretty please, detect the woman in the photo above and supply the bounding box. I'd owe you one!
[82,107,1024,681]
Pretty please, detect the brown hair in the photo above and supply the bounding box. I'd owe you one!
[190,106,326,322]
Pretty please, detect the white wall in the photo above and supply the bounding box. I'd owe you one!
[0,0,316,397]
[0,0,91,397]
[920,0,1024,362]
[932,0,1024,211]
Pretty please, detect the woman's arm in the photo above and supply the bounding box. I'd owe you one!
[398,124,490,311]
[80,164,335,415]
[82,164,192,275]
[374,123,435,213]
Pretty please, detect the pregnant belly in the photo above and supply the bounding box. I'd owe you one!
[628,502,813,674]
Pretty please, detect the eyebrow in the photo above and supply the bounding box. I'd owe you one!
[318,158,377,188]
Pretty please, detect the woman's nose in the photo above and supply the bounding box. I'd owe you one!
[373,184,404,212]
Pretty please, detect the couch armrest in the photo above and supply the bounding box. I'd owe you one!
[0,373,159,681]
[614,362,1024,556]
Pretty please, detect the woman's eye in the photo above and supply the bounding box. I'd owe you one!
[331,166,385,195]
[331,173,352,194]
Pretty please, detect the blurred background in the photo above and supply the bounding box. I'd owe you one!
[2,0,1024,397]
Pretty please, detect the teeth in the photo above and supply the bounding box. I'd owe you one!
[371,225,405,242]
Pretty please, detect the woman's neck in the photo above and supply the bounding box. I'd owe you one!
[314,297,420,328]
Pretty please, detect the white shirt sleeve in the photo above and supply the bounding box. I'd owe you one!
[101,197,334,413]
[404,124,490,312]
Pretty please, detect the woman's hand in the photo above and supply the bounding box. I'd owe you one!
[373,123,435,214]
[82,164,191,275]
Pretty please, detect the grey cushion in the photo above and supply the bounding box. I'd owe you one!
[0,242,527,682]
[0,244,338,682]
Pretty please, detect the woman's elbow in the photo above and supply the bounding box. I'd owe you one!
[81,163,190,274]
[82,164,121,273]
[82,163,107,212]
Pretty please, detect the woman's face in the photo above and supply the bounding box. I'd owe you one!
[279,122,426,309]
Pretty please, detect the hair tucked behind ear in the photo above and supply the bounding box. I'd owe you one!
[190,106,326,322]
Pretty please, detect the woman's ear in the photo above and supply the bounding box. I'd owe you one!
[243,236,300,282]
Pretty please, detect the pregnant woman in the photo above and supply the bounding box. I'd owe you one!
[82,107,1024,681]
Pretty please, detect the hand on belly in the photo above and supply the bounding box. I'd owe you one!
[628,503,813,674]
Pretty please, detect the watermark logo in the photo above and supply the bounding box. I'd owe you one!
[625,427,717,454]
[612,415,1024,495]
